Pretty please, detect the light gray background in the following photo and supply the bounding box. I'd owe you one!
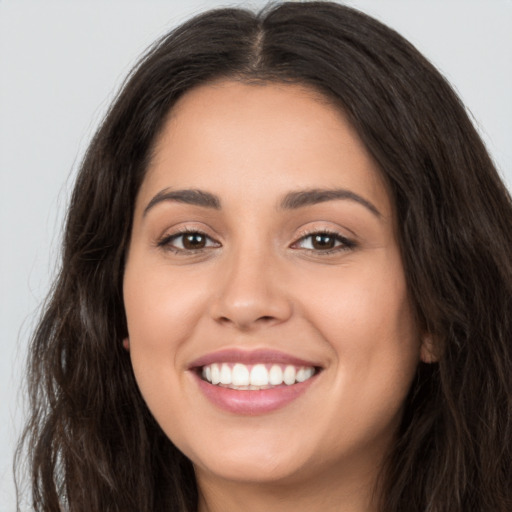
[1,1,511,509]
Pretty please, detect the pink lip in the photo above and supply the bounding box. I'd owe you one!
[193,374,318,415]
[188,348,322,416]
[188,348,320,368]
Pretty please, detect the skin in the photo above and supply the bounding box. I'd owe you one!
[123,80,429,512]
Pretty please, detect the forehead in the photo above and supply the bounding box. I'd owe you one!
[138,80,390,217]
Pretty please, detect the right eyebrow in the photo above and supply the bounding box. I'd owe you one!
[143,188,221,217]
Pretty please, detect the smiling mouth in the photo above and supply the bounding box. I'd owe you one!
[190,350,323,414]
[199,362,319,390]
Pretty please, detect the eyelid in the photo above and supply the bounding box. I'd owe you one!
[155,224,357,255]
[156,227,221,253]
[290,228,357,253]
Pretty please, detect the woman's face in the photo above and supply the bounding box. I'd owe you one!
[123,81,425,490]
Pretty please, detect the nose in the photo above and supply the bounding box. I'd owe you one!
[209,246,293,331]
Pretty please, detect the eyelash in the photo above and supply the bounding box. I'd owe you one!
[156,228,356,255]
[156,228,220,254]
[292,229,356,254]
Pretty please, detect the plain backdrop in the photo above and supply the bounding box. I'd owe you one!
[1,1,511,509]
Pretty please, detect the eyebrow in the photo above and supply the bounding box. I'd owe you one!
[143,188,221,216]
[143,187,381,218]
[280,188,381,217]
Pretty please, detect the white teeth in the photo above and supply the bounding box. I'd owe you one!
[269,364,283,385]
[304,367,314,381]
[295,367,314,382]
[232,363,250,386]
[211,363,221,385]
[200,362,316,388]
[220,363,232,385]
[250,364,269,386]
[283,365,296,385]
[296,367,307,382]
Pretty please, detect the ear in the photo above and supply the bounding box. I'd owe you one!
[122,338,130,351]
[420,333,438,363]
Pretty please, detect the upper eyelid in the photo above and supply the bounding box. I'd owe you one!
[294,222,357,239]
[160,229,219,245]
[291,230,355,249]
[295,228,347,239]
[157,223,219,241]
[293,226,355,242]
[157,228,355,253]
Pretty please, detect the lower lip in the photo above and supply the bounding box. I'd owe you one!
[193,372,318,415]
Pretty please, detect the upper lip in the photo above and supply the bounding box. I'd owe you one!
[188,348,322,369]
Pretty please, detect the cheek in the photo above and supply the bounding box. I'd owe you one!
[122,259,209,408]
[123,260,208,349]
[332,277,418,377]
[298,252,417,348]
[294,253,420,422]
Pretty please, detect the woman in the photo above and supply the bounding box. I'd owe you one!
[17,2,512,511]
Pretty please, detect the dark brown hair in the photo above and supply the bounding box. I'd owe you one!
[17,2,512,511]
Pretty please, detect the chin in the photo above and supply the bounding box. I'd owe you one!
[186,436,316,485]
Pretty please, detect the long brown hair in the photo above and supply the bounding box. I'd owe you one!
[17,2,512,511]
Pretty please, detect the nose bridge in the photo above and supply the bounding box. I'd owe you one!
[210,237,292,329]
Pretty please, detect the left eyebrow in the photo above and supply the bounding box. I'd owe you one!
[143,188,221,217]
[279,188,382,218]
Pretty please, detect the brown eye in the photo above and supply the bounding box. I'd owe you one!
[158,230,220,252]
[293,231,355,253]
[182,233,207,249]
[311,234,336,250]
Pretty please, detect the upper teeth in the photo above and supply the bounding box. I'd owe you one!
[201,363,315,389]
